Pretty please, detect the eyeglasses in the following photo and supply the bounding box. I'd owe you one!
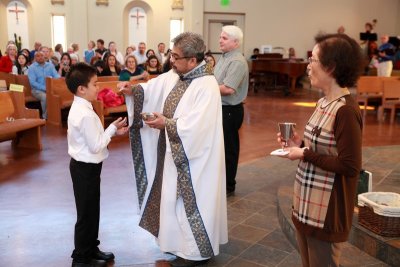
[170,53,192,61]
[308,57,319,64]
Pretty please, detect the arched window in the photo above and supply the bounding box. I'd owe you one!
[128,7,147,47]
[6,1,29,49]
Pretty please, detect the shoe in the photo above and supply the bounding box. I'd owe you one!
[226,188,235,197]
[71,260,91,267]
[71,259,107,267]
[169,256,209,267]
[92,250,115,262]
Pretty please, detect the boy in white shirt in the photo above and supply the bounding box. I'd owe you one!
[65,63,128,267]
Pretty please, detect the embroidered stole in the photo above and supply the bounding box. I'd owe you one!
[130,86,147,207]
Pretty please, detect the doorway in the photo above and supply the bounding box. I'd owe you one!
[203,12,245,60]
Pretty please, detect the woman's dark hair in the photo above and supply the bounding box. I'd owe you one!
[94,59,105,69]
[65,63,97,94]
[60,52,72,65]
[15,53,29,74]
[103,54,121,75]
[20,48,31,62]
[146,49,155,58]
[315,33,363,88]
[146,55,161,69]
[162,56,172,73]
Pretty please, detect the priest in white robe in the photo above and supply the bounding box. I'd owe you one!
[121,32,228,266]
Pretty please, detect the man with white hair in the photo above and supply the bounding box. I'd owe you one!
[214,25,249,197]
[377,34,395,77]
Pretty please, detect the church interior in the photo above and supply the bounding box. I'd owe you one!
[1,0,400,266]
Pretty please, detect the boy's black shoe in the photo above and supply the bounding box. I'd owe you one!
[226,188,235,197]
[92,250,115,262]
[71,259,107,267]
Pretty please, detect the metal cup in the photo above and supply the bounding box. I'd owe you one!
[278,122,296,147]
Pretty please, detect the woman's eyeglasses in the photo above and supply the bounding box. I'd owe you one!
[308,57,319,64]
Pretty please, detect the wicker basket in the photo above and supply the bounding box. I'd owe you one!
[358,192,400,237]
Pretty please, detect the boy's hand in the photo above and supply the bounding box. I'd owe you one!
[112,117,128,136]
[116,126,129,136]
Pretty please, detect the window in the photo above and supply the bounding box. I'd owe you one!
[129,7,147,47]
[7,1,29,48]
[170,19,184,48]
[51,15,66,50]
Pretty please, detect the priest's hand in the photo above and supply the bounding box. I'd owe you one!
[117,81,132,95]
[145,112,165,130]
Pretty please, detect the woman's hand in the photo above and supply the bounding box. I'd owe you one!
[276,131,302,148]
[286,147,306,161]
[141,71,149,80]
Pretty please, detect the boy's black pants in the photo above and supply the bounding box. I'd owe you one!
[70,158,102,263]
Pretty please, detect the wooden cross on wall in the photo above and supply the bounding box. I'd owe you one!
[8,2,25,24]
[131,9,145,26]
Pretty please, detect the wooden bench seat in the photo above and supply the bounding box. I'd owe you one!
[92,78,156,126]
[97,76,119,82]
[92,80,127,126]
[356,76,400,118]
[46,77,73,126]
[14,74,40,103]
[377,79,400,123]
[0,91,46,150]
[0,72,16,88]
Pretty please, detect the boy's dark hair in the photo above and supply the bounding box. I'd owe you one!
[65,62,97,95]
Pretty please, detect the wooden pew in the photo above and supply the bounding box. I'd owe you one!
[46,77,74,126]
[14,74,40,103]
[377,79,400,123]
[92,74,162,126]
[0,80,6,91]
[0,91,46,150]
[92,77,158,126]
[356,76,384,118]
[93,80,129,126]
[97,76,119,82]
[0,72,16,88]
[356,76,399,118]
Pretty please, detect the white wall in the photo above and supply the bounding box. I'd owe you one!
[204,0,400,58]
[0,0,399,59]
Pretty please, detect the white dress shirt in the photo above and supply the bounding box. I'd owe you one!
[68,96,117,163]
[133,51,147,65]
